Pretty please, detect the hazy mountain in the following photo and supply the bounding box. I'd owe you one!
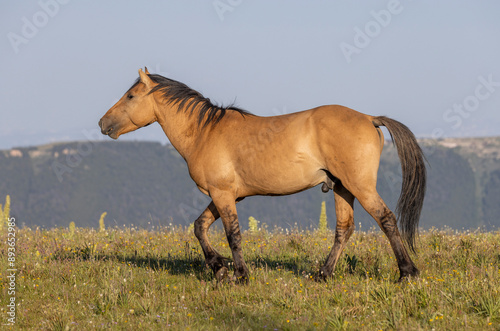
[1,137,499,230]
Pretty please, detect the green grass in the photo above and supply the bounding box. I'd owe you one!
[1,225,500,330]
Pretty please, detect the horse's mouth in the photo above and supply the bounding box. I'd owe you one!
[99,118,119,139]
[101,127,118,139]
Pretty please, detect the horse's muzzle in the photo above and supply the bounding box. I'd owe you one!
[98,118,116,138]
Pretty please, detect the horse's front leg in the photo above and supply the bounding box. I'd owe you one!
[194,202,230,281]
[210,190,249,284]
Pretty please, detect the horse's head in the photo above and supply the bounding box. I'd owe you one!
[99,68,157,139]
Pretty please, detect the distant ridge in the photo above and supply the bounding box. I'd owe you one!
[1,137,499,230]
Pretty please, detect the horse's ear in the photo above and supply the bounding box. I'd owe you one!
[144,67,150,75]
[139,68,154,89]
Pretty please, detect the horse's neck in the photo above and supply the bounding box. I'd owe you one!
[154,97,202,160]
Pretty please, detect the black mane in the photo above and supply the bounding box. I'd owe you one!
[129,74,252,127]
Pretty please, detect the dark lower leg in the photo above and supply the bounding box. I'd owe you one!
[361,195,419,280]
[377,207,419,279]
[194,202,227,275]
[217,204,249,283]
[319,185,355,279]
[319,224,354,279]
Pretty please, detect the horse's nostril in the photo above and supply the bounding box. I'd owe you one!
[105,126,113,135]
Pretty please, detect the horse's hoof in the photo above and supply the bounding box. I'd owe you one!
[398,266,419,283]
[215,266,229,282]
[314,270,329,282]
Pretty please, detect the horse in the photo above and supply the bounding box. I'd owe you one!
[99,68,426,283]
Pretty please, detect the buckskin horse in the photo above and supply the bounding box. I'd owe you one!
[99,68,426,283]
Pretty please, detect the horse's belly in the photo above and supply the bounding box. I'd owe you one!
[238,161,326,196]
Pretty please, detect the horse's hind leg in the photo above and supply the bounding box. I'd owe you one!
[355,191,419,281]
[194,202,229,281]
[318,183,355,280]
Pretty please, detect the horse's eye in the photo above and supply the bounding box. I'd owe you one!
[127,94,134,99]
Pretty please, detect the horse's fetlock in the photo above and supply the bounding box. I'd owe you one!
[207,255,227,273]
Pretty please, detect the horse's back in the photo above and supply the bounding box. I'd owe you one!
[190,105,384,197]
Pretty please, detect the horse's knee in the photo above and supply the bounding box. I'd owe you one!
[194,218,206,239]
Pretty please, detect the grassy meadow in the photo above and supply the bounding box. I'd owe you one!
[1,223,500,330]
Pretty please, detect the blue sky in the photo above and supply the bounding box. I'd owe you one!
[1,0,499,149]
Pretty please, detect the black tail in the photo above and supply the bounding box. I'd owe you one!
[372,116,427,253]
